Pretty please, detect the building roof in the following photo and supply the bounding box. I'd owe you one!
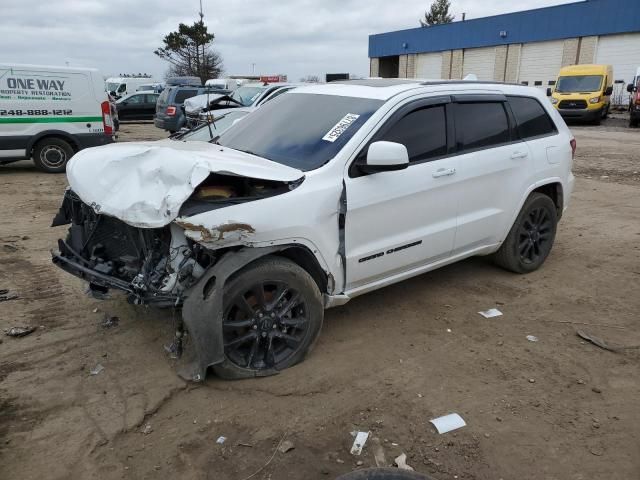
[369,0,640,58]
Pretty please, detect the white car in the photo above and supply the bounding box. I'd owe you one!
[51,79,575,381]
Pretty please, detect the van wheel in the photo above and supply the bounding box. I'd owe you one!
[213,256,324,380]
[493,193,558,274]
[33,138,74,173]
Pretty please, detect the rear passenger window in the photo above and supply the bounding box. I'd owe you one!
[380,105,447,162]
[174,89,198,104]
[508,96,556,139]
[454,102,510,152]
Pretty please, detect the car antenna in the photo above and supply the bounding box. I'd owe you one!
[205,83,216,141]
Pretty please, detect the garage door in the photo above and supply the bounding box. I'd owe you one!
[596,33,640,104]
[416,52,442,79]
[518,40,564,92]
[462,47,496,81]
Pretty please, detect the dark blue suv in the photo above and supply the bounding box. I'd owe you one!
[155,85,228,132]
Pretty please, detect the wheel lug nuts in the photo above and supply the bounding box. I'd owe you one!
[272,324,277,329]
[258,313,263,318]
[253,325,258,330]
[261,332,267,338]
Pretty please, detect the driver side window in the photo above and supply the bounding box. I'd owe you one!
[379,105,447,163]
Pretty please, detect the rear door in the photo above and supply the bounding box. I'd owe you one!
[450,96,534,253]
[344,96,459,290]
[144,94,159,118]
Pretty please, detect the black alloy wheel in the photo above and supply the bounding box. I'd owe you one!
[518,206,553,265]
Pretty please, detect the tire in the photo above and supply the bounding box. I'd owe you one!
[630,118,639,128]
[493,193,558,274]
[212,256,324,379]
[336,468,434,480]
[32,138,74,173]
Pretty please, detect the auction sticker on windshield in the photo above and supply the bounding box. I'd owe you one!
[322,113,360,143]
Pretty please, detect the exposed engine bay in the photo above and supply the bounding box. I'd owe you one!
[52,173,292,306]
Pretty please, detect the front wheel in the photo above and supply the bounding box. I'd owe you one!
[213,256,324,379]
[493,193,558,274]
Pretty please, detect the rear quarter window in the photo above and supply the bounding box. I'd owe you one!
[508,96,557,139]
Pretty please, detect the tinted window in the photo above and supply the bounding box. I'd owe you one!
[219,93,383,171]
[145,94,159,104]
[380,106,447,162]
[174,89,198,104]
[508,96,556,139]
[454,102,510,151]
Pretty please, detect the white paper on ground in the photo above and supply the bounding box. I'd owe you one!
[350,431,370,455]
[478,308,503,318]
[430,413,467,434]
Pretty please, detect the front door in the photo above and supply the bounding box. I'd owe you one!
[344,99,458,291]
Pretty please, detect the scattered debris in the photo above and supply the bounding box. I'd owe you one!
[237,442,253,448]
[92,308,99,313]
[528,378,536,383]
[216,436,227,445]
[350,431,370,455]
[278,440,294,453]
[101,314,119,329]
[90,364,104,375]
[239,430,288,480]
[142,424,153,435]
[430,413,466,434]
[592,387,602,394]
[446,328,452,333]
[0,289,19,302]
[526,335,539,342]
[478,308,503,318]
[394,453,414,471]
[575,330,640,352]
[589,446,604,456]
[336,459,345,464]
[577,379,585,385]
[4,325,36,337]
[543,319,626,330]
[370,437,387,467]
[356,460,364,466]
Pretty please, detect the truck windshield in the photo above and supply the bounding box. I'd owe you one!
[556,75,603,93]
[218,93,383,171]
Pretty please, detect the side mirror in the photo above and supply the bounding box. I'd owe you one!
[627,84,635,93]
[604,86,613,96]
[546,88,552,97]
[360,141,409,174]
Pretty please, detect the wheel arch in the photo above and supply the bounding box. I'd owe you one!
[27,130,80,156]
[274,245,330,294]
[531,181,564,219]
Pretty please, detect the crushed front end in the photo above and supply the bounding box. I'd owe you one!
[51,189,213,307]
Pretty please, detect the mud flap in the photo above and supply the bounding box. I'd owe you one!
[177,246,284,382]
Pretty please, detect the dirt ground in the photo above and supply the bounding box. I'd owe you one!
[1,117,639,480]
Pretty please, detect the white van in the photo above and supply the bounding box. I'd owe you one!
[105,76,154,98]
[0,64,114,173]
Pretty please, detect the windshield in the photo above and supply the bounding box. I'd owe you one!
[231,85,268,106]
[106,82,120,92]
[556,75,603,93]
[218,93,383,171]
[179,111,249,141]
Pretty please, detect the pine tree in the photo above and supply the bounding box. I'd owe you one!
[420,0,455,27]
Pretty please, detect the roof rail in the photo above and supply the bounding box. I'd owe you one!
[419,80,522,87]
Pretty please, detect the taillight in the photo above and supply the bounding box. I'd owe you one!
[101,101,113,135]
[635,93,640,105]
[166,106,177,116]
[570,138,577,159]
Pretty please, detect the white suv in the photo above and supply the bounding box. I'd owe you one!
[51,80,575,380]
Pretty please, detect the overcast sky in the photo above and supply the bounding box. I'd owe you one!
[1,0,578,82]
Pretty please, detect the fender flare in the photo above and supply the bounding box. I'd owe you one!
[178,246,285,381]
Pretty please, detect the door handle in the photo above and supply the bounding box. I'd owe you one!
[511,151,528,159]
[432,167,456,178]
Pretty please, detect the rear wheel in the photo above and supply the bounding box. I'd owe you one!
[33,138,74,173]
[493,193,558,274]
[213,256,323,379]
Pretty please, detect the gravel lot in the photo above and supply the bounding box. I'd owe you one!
[1,117,639,480]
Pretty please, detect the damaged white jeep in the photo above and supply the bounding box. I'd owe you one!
[52,80,575,380]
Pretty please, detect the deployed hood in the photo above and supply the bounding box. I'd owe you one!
[184,93,224,114]
[66,140,304,228]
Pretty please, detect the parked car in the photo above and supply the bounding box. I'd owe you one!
[172,109,250,142]
[189,83,298,125]
[627,67,640,127]
[0,63,114,173]
[547,64,614,124]
[155,85,229,132]
[136,83,164,94]
[51,79,575,381]
[116,92,160,121]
